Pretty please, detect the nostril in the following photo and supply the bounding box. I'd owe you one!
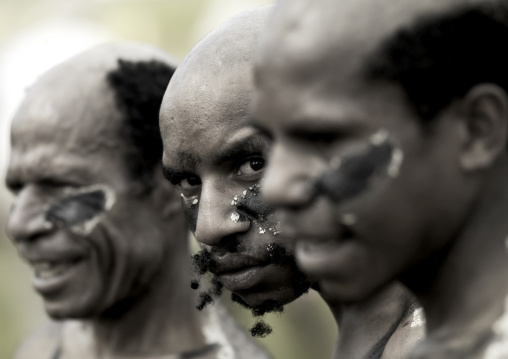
[7,210,54,244]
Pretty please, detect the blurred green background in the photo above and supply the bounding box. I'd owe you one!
[0,1,337,358]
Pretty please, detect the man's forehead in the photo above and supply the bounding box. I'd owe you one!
[12,66,120,142]
[261,0,495,75]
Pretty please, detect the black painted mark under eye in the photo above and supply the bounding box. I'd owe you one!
[45,184,115,236]
[316,130,403,203]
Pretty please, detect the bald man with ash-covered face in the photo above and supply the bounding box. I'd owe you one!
[253,0,508,358]
[6,42,269,359]
[160,6,424,358]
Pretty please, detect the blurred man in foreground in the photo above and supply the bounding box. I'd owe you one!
[253,0,508,358]
[160,6,424,358]
[6,42,268,359]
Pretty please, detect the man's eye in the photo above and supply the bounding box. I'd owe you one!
[180,176,201,189]
[6,180,23,194]
[236,158,265,176]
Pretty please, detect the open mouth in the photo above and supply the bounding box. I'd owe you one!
[29,257,84,295]
[31,260,81,279]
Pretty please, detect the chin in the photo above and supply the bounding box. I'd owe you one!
[319,279,377,305]
[236,287,300,310]
[43,296,102,320]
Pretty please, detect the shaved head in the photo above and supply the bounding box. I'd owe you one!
[160,7,270,147]
[256,0,508,123]
[12,42,178,192]
[160,5,312,328]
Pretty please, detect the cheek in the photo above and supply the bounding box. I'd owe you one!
[234,184,281,236]
[316,131,402,204]
[180,195,198,233]
[45,185,115,236]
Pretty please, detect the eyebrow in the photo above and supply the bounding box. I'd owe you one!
[5,167,92,190]
[250,122,273,141]
[162,150,202,184]
[161,165,187,184]
[212,134,269,166]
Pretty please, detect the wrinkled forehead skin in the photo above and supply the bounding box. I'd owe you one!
[10,42,178,157]
[255,0,500,99]
[160,6,273,154]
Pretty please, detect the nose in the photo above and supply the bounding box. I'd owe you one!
[262,143,318,208]
[6,186,54,244]
[194,178,251,247]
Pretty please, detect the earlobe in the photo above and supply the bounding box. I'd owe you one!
[458,83,508,171]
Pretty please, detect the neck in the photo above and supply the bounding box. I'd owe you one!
[65,237,208,358]
[407,169,508,357]
[325,283,419,359]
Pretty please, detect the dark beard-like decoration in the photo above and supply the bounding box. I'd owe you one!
[189,242,312,338]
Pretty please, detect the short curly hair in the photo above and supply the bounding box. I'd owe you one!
[107,59,175,191]
[366,2,508,122]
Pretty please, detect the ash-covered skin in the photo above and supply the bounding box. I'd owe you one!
[44,184,115,236]
[316,129,404,204]
[231,183,280,236]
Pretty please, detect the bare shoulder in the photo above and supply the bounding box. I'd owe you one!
[13,321,62,359]
[382,307,425,359]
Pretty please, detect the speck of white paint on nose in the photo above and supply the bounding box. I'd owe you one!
[370,128,389,146]
[341,213,357,226]
[231,212,240,223]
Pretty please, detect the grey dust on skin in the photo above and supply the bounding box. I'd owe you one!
[44,184,116,236]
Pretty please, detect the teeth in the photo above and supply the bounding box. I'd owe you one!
[33,261,53,271]
[32,261,74,279]
[39,270,56,279]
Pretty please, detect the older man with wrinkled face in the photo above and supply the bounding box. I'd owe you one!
[6,42,269,359]
[160,6,424,358]
[254,0,508,358]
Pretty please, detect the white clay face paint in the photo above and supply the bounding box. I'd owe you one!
[370,128,404,179]
[341,213,358,226]
[181,193,199,207]
[230,184,281,236]
[231,212,240,223]
[410,308,425,328]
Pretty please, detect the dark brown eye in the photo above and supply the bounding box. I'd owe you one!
[180,176,201,189]
[237,158,265,176]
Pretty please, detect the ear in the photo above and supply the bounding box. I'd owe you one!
[458,84,508,171]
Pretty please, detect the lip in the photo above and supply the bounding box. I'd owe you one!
[27,256,85,296]
[212,254,271,292]
[295,238,351,278]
